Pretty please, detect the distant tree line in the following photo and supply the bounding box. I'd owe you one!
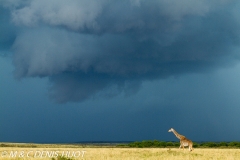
[118,140,240,148]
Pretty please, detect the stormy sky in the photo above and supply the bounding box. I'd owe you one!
[1,0,240,143]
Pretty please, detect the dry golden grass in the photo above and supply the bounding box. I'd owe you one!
[0,143,240,160]
[79,148,240,160]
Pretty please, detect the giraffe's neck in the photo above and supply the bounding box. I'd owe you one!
[172,129,183,139]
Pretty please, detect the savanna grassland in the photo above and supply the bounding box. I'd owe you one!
[1,143,240,160]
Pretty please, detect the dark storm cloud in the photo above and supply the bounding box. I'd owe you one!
[48,71,141,103]
[1,0,240,103]
[0,7,16,52]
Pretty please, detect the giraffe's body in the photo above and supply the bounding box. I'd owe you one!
[168,128,193,151]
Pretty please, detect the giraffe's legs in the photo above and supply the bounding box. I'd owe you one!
[179,144,184,150]
[179,143,183,149]
[179,142,185,150]
[189,145,193,151]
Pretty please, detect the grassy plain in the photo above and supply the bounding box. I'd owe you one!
[0,143,240,160]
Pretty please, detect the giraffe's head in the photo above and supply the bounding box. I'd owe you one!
[168,128,174,132]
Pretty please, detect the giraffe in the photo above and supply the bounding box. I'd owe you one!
[168,128,193,151]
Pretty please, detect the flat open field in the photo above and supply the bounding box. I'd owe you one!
[1,143,240,160]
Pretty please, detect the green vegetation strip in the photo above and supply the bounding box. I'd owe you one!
[119,140,240,148]
[1,141,240,148]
